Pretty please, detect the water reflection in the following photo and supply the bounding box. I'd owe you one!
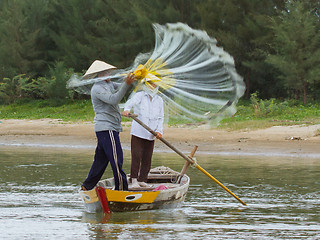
[0,147,319,239]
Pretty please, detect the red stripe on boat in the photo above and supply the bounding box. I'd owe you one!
[96,186,111,214]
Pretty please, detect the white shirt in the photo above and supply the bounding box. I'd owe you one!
[124,91,164,140]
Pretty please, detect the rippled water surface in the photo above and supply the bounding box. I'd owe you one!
[0,147,319,239]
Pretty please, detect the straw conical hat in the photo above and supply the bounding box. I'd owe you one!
[83,60,116,79]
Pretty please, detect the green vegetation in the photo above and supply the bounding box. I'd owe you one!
[0,100,94,122]
[1,97,319,130]
[1,0,320,104]
[0,0,320,128]
[219,96,320,130]
[0,63,74,104]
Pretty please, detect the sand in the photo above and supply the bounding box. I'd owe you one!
[0,119,320,158]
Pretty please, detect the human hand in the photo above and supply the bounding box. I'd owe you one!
[122,110,130,117]
[125,72,136,85]
[155,132,162,139]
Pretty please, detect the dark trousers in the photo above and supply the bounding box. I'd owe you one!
[82,130,128,191]
[130,135,155,182]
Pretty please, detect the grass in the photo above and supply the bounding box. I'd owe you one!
[218,100,320,130]
[0,99,319,130]
[0,99,95,122]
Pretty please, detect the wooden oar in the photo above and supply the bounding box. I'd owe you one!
[127,113,246,206]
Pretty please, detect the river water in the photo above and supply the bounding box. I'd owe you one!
[0,146,319,239]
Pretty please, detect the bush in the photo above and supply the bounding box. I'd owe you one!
[250,92,288,117]
[47,61,73,101]
[0,75,27,104]
[0,61,76,105]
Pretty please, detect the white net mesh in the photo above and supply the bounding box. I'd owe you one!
[67,22,245,125]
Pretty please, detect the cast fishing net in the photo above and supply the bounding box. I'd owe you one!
[67,22,245,125]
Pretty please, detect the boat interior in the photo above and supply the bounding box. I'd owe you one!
[97,166,189,191]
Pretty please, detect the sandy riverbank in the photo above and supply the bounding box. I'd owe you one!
[0,119,320,157]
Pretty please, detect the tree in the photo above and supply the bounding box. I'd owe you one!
[47,0,199,73]
[0,0,50,79]
[266,0,320,103]
[197,0,286,99]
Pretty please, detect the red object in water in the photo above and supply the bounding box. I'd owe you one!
[96,186,111,214]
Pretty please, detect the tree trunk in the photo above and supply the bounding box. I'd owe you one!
[295,89,300,100]
[303,80,307,104]
[180,0,185,22]
[245,70,250,99]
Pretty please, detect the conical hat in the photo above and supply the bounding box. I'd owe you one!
[83,60,116,79]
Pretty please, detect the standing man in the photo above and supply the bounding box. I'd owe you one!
[81,60,136,191]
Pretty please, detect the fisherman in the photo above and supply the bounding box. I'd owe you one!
[81,60,136,191]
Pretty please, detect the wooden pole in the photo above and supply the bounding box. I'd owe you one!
[177,145,198,183]
[128,114,246,206]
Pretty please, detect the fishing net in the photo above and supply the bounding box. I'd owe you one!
[67,22,245,125]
